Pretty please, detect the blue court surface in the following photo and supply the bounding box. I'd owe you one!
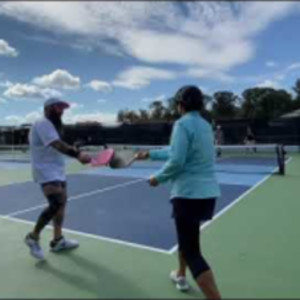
[0,156,279,253]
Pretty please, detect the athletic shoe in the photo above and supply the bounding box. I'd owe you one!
[50,236,79,252]
[170,270,190,292]
[24,233,45,260]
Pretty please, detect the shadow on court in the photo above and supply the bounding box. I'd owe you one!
[34,251,144,297]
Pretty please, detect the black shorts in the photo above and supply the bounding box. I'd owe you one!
[171,197,216,221]
[41,180,67,189]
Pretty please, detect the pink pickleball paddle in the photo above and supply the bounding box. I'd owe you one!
[90,148,115,167]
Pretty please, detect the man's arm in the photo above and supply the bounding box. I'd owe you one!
[34,119,90,163]
[50,140,80,158]
[50,140,90,163]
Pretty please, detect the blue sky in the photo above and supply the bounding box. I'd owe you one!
[0,1,300,125]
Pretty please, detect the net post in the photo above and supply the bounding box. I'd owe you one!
[276,144,285,175]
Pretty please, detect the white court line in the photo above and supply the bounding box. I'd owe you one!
[1,177,172,255]
[5,178,145,218]
[0,215,170,255]
[168,157,292,254]
[0,158,292,256]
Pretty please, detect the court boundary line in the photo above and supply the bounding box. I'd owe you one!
[0,216,170,255]
[0,177,171,255]
[168,157,292,254]
[5,178,145,217]
[0,158,292,256]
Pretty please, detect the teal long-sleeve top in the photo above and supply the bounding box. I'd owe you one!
[149,111,220,200]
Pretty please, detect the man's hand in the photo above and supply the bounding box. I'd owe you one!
[51,140,91,164]
[148,176,159,187]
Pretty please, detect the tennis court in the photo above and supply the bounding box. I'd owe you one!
[0,145,299,299]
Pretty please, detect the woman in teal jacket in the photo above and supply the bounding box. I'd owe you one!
[137,86,221,299]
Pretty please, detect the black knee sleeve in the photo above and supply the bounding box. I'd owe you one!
[39,193,64,223]
[47,193,64,213]
[34,193,65,233]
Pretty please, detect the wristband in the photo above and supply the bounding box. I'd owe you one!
[66,147,80,158]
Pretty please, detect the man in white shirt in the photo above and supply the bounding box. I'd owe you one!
[25,97,91,260]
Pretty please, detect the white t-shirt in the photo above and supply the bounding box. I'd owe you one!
[29,118,66,183]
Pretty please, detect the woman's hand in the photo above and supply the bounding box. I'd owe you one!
[78,152,92,164]
[135,151,149,160]
[148,176,159,187]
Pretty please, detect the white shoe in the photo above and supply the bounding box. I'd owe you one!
[24,233,45,260]
[170,270,189,292]
[50,237,79,252]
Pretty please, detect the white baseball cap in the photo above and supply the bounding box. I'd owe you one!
[44,97,70,109]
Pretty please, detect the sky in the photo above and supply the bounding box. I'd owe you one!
[0,1,300,126]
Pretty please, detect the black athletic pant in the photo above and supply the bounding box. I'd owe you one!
[172,198,216,279]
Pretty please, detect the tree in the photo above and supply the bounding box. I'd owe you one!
[203,94,213,108]
[242,87,293,119]
[241,88,265,119]
[138,109,150,123]
[292,79,300,110]
[212,91,240,119]
[117,109,140,123]
[149,101,167,121]
[291,98,300,111]
[125,110,140,123]
[293,78,300,98]
[165,97,180,120]
[117,110,127,123]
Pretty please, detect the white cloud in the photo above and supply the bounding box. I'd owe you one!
[4,115,22,124]
[241,60,300,87]
[256,79,280,89]
[5,111,41,125]
[33,69,80,90]
[266,61,277,68]
[116,2,296,72]
[287,62,300,71]
[113,66,176,90]
[25,111,42,122]
[87,80,112,93]
[0,2,298,81]
[3,83,62,99]
[113,77,148,90]
[0,2,101,35]
[0,80,13,88]
[4,108,116,125]
[63,111,117,124]
[0,2,176,37]
[69,102,84,110]
[141,94,167,103]
[0,39,18,57]
[121,29,253,70]
[271,62,300,81]
[186,68,234,82]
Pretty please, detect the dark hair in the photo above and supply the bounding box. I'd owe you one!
[174,85,204,112]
